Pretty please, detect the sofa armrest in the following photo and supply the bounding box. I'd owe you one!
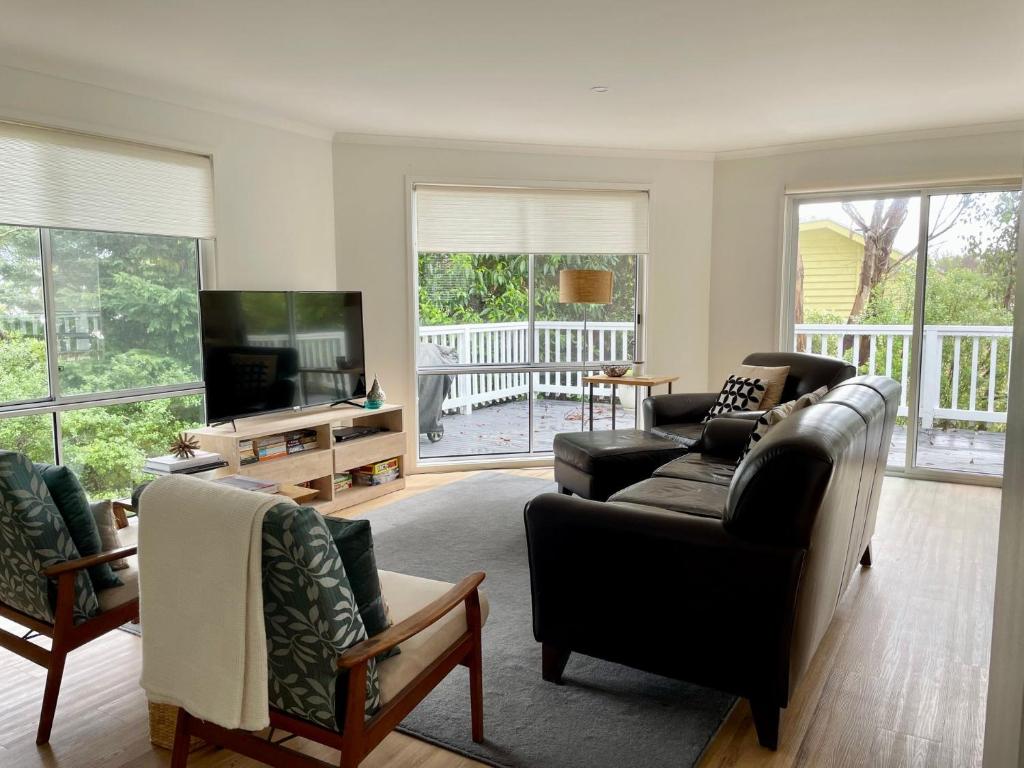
[642,392,717,429]
[695,418,757,460]
[524,493,804,699]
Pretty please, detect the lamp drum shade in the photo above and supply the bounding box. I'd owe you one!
[559,270,613,305]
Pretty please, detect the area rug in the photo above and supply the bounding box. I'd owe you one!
[357,473,736,768]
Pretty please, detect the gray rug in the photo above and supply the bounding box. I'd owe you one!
[358,473,736,768]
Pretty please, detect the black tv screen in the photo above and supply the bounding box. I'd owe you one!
[199,290,366,423]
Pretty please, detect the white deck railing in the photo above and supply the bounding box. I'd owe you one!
[419,321,634,413]
[795,323,1012,427]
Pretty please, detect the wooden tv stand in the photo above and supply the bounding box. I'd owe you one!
[186,403,406,514]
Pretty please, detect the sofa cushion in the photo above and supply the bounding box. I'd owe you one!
[324,517,397,659]
[97,554,139,612]
[91,500,129,570]
[0,451,100,625]
[36,463,123,590]
[261,503,380,731]
[649,422,704,448]
[609,477,728,519]
[738,398,804,464]
[703,375,767,422]
[376,570,489,705]
[735,364,790,409]
[654,454,737,486]
[553,429,685,473]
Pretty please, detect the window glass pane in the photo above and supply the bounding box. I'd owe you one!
[416,372,528,459]
[534,254,637,364]
[50,229,201,396]
[793,198,920,468]
[0,225,50,403]
[0,413,56,463]
[913,190,1020,476]
[60,393,203,499]
[417,253,529,367]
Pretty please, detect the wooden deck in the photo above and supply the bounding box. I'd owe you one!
[420,400,1006,476]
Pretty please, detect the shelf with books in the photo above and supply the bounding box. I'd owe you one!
[185,403,406,515]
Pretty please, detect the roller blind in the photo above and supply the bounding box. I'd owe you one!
[415,184,648,254]
[0,122,215,238]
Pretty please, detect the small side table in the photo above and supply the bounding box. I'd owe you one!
[581,374,679,431]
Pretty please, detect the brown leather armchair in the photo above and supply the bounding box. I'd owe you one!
[642,352,856,448]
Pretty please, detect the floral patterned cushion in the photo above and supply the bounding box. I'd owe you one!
[0,451,100,625]
[261,503,381,732]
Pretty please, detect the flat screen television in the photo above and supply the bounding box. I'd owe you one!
[199,290,366,424]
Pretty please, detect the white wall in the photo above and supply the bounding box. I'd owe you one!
[0,65,336,288]
[709,130,1024,386]
[332,140,715,464]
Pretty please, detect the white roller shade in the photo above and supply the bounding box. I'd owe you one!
[415,185,648,254]
[0,122,215,239]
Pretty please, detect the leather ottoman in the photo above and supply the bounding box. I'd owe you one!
[553,429,689,501]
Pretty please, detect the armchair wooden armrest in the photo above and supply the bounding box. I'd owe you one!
[337,571,485,670]
[42,546,137,577]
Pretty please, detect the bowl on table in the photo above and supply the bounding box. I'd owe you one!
[600,364,631,377]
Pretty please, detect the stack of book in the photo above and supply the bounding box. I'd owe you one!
[239,439,258,466]
[285,430,319,455]
[213,475,279,493]
[352,457,400,487]
[143,451,227,476]
[255,434,288,462]
[334,471,353,494]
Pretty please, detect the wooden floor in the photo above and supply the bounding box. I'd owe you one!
[0,471,1000,768]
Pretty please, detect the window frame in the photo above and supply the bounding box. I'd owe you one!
[408,177,650,468]
[780,178,1022,489]
[0,223,210,464]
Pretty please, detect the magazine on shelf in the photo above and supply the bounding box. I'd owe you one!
[143,459,229,475]
[145,450,224,471]
[213,475,280,493]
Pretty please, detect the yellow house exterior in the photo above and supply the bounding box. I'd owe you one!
[797,219,901,320]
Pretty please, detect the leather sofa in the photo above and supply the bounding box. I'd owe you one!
[524,375,900,749]
[643,351,857,448]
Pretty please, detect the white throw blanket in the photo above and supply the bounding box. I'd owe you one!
[138,474,290,731]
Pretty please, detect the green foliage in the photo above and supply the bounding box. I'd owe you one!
[418,253,637,326]
[0,227,203,499]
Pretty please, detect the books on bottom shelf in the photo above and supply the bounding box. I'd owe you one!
[334,472,353,493]
[213,475,280,494]
[352,457,400,487]
[143,450,227,475]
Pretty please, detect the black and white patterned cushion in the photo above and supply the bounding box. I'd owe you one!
[737,399,799,465]
[703,375,766,423]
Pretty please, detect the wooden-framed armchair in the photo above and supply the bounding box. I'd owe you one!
[172,571,485,768]
[161,500,488,768]
[0,452,140,745]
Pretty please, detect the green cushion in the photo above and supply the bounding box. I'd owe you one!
[261,503,380,732]
[35,464,123,591]
[324,517,397,659]
[0,451,100,625]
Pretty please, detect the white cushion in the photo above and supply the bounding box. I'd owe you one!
[375,570,490,705]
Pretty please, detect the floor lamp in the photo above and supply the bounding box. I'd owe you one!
[559,269,613,430]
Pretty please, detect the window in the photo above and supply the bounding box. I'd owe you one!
[0,122,213,498]
[413,184,647,462]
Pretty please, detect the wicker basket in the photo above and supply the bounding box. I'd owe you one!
[148,701,204,751]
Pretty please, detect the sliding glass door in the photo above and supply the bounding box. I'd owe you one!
[415,252,640,461]
[787,184,1021,481]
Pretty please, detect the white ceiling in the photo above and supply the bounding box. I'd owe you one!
[1,0,1023,153]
